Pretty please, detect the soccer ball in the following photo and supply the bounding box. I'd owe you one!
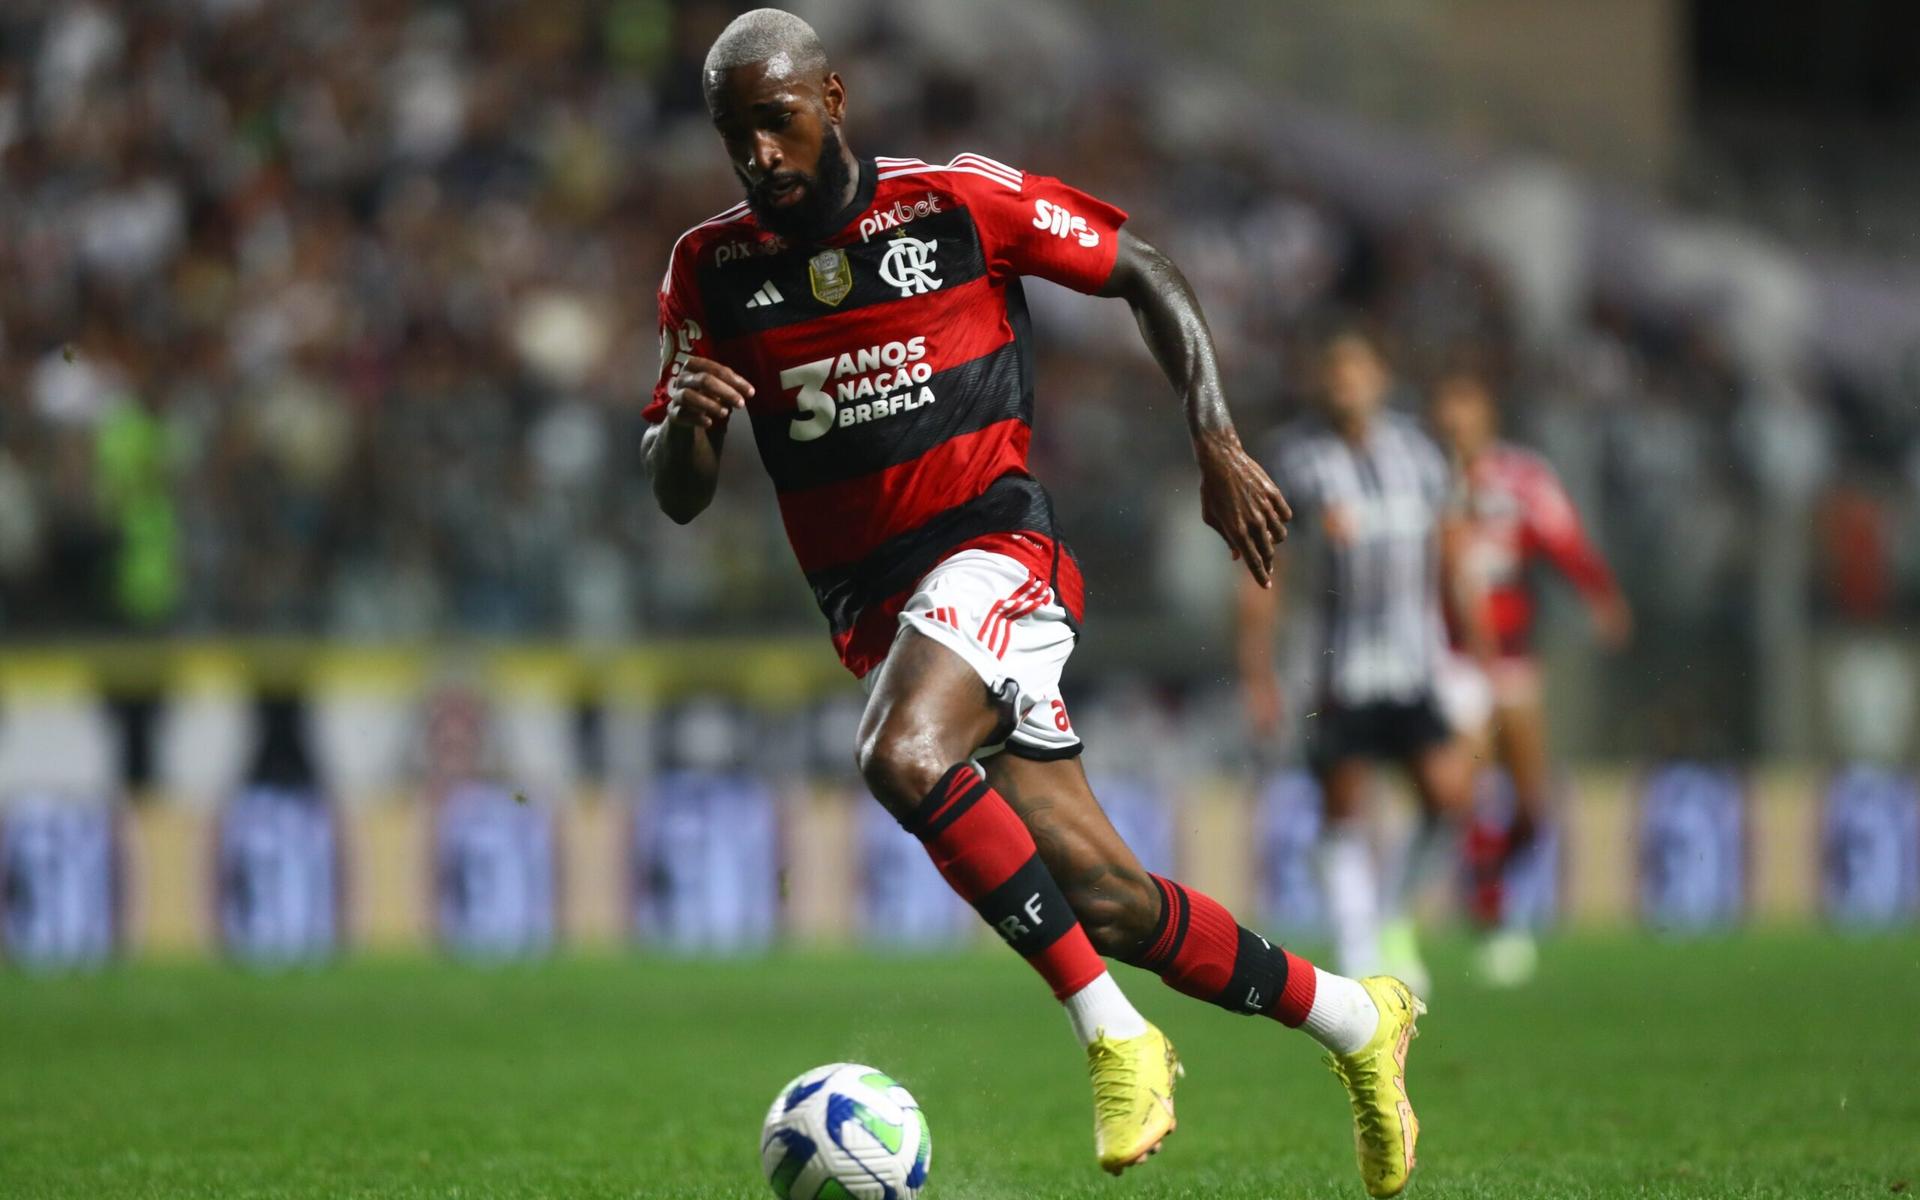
[760,1062,931,1200]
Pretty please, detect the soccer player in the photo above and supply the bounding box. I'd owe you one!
[644,11,1423,1194]
[1429,364,1631,984]
[1236,322,1477,1000]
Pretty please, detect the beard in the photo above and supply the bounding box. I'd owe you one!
[741,124,854,243]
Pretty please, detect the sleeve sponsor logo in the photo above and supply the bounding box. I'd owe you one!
[1032,199,1100,248]
[658,318,703,391]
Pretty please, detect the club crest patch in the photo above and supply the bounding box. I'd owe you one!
[809,249,852,306]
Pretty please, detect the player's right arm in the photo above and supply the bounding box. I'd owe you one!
[641,356,751,523]
[1439,499,1497,667]
[640,257,751,524]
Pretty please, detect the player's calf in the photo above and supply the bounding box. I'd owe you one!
[1120,874,1381,1055]
[1057,864,1160,959]
[895,762,1108,1001]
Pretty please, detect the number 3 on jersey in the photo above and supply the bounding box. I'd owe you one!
[782,358,835,442]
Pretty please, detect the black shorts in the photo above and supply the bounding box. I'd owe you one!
[1307,695,1452,771]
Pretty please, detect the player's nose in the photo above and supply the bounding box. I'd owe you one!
[747,131,783,177]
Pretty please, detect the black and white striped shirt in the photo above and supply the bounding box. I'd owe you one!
[1267,411,1451,707]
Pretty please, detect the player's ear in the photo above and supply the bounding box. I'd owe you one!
[821,71,846,124]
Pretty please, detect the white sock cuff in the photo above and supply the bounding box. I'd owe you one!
[1299,967,1380,1056]
[1062,970,1148,1046]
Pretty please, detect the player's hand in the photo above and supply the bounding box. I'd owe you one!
[1196,430,1292,588]
[1592,593,1634,651]
[666,356,753,429]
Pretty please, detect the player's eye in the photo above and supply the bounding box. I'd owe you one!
[769,111,794,130]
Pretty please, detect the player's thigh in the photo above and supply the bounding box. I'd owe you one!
[982,752,1158,946]
[856,627,1006,809]
[1406,735,1475,820]
[1316,755,1373,822]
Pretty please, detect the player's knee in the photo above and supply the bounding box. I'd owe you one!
[854,723,948,816]
[1064,873,1158,958]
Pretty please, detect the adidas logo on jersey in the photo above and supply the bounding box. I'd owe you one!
[744,281,784,309]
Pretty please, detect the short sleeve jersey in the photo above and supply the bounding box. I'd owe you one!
[1459,442,1618,656]
[648,154,1128,676]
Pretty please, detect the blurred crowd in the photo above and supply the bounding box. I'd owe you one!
[1,0,1916,662]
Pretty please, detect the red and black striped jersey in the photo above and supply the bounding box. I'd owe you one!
[646,154,1128,676]
[1455,442,1619,656]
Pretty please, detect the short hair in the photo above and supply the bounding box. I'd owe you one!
[703,8,828,89]
[1434,343,1504,396]
[1311,310,1385,360]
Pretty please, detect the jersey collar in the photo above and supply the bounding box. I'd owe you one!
[816,157,877,243]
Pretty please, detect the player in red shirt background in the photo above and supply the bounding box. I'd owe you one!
[643,9,1423,1194]
[1430,364,1632,984]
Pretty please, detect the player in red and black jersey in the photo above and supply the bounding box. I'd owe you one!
[1430,364,1632,983]
[644,11,1425,1192]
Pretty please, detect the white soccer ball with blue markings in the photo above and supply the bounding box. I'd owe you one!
[760,1062,931,1200]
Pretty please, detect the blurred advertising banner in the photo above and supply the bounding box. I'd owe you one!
[216,787,340,965]
[1,639,1912,963]
[1087,774,1177,879]
[631,771,780,954]
[857,801,973,949]
[434,782,557,960]
[1,796,119,971]
[1256,770,1326,938]
[1820,765,1920,928]
[1637,764,1747,932]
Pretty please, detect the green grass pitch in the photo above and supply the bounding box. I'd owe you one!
[3,932,1916,1198]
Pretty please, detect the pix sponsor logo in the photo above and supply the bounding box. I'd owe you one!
[1032,199,1100,248]
[859,192,943,242]
[782,336,936,442]
[712,235,785,266]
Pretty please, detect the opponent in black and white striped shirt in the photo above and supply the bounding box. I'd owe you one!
[1236,323,1474,997]
[1269,406,1451,708]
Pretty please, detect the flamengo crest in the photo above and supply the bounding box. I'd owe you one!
[878,233,943,298]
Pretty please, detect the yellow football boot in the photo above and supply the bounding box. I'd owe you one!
[1326,976,1426,1197]
[1085,1022,1182,1175]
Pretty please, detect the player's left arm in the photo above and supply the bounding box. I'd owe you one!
[1099,229,1292,588]
[1526,462,1632,648]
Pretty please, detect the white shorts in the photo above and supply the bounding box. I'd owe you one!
[1436,652,1495,738]
[875,550,1082,760]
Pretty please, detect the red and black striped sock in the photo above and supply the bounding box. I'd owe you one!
[899,764,1106,1000]
[1125,873,1319,1026]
